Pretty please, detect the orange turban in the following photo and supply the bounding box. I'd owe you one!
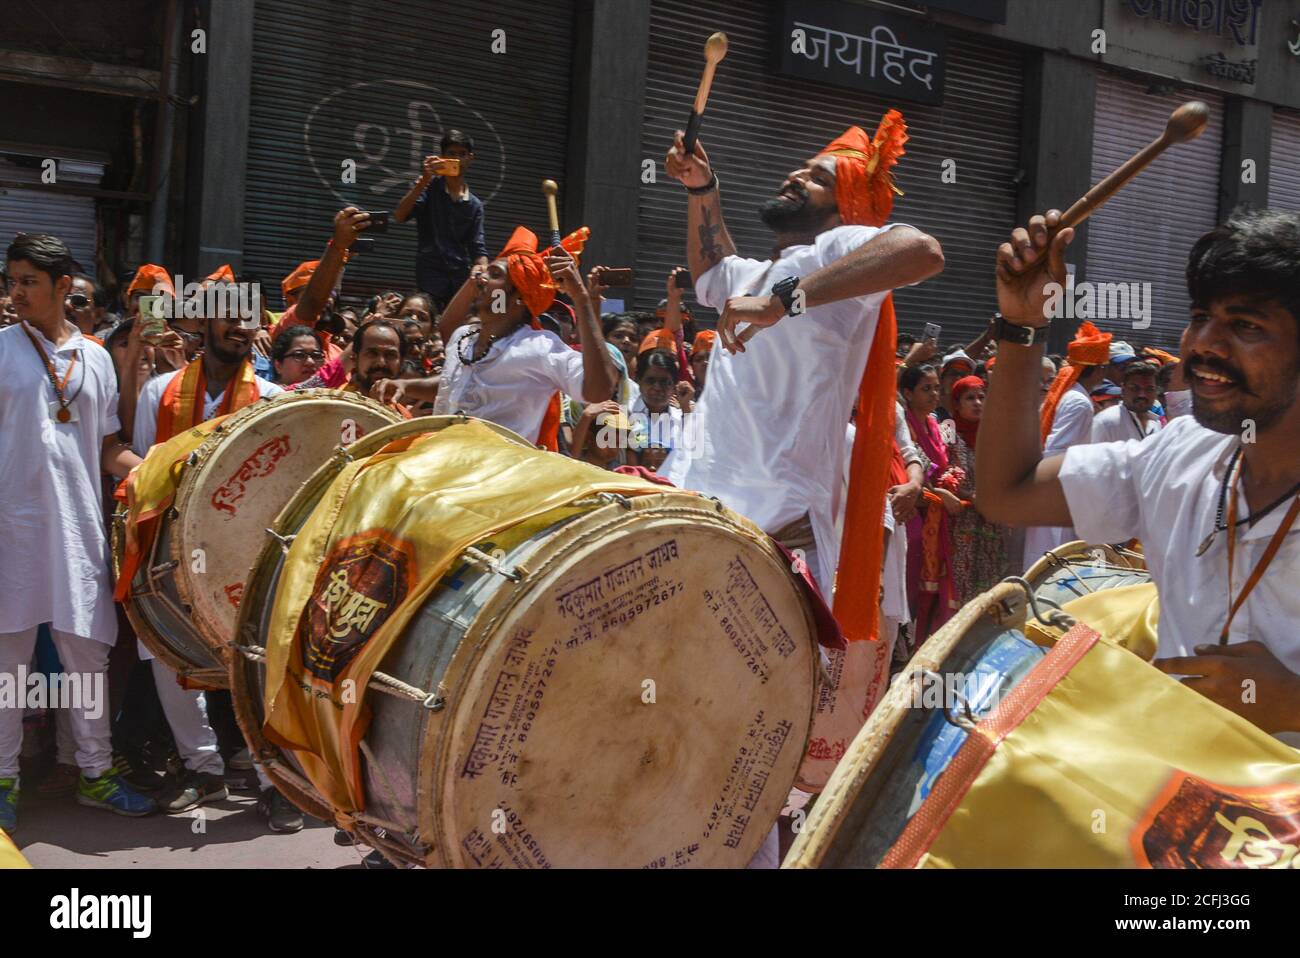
[1142,346,1179,367]
[281,260,318,300]
[816,110,908,228]
[1040,321,1113,443]
[692,330,716,354]
[498,225,590,325]
[205,264,235,284]
[127,264,175,298]
[639,329,676,355]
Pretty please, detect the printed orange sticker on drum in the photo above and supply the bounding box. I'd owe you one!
[114,390,400,684]
[231,417,821,868]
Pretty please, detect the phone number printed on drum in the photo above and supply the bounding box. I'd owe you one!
[704,556,798,684]
[461,804,553,869]
[554,539,685,641]
[703,708,795,851]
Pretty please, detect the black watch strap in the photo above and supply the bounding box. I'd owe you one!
[772,276,800,315]
[686,172,720,195]
[994,315,1043,346]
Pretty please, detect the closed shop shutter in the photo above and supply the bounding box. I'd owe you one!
[0,154,104,279]
[244,0,574,309]
[1268,108,1300,213]
[637,0,1025,345]
[1085,71,1223,350]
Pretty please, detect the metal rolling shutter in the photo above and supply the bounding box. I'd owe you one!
[637,0,1025,344]
[0,154,103,277]
[244,0,574,308]
[1268,108,1300,214]
[1085,71,1223,350]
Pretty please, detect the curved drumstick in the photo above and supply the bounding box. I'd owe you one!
[542,179,562,248]
[736,101,1209,346]
[683,32,729,156]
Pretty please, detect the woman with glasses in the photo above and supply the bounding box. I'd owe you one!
[270,325,325,386]
[631,348,687,474]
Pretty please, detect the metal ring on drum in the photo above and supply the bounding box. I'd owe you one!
[113,390,401,685]
[784,543,1150,869]
[229,416,823,868]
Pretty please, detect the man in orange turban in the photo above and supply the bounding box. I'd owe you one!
[373,226,619,451]
[663,112,945,811]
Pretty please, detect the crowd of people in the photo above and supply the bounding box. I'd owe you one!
[2,105,1297,869]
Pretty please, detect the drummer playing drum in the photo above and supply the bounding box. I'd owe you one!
[978,208,1300,745]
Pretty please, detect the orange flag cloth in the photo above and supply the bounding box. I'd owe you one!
[1039,321,1112,444]
[498,225,591,451]
[818,111,908,645]
[281,260,318,301]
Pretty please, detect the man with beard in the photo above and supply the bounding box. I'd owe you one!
[340,318,413,418]
[660,116,944,863]
[979,208,1300,743]
[1091,359,1161,443]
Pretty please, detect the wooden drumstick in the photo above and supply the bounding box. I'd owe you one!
[542,178,562,248]
[683,32,729,156]
[1059,100,1208,229]
[736,101,1208,347]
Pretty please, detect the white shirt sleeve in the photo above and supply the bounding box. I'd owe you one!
[1045,391,1095,455]
[1058,438,1145,544]
[534,332,589,400]
[131,373,169,457]
[894,400,921,466]
[97,351,121,438]
[693,254,757,311]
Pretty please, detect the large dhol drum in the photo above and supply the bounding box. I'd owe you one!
[114,391,400,684]
[786,543,1151,868]
[231,417,820,868]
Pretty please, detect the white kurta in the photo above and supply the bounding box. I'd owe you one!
[1060,416,1300,747]
[1090,402,1160,445]
[0,323,120,644]
[663,223,904,595]
[434,325,587,444]
[1022,382,1094,570]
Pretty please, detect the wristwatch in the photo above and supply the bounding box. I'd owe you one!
[771,275,801,315]
[994,314,1044,346]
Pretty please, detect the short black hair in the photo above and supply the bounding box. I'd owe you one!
[602,313,637,339]
[70,272,109,308]
[1121,360,1159,383]
[272,324,324,363]
[1187,209,1300,332]
[898,363,938,393]
[6,233,74,286]
[440,129,475,154]
[637,348,680,384]
[354,317,407,355]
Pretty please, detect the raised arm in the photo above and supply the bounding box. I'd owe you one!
[714,225,944,353]
[546,253,616,403]
[664,133,737,280]
[975,209,1075,526]
[392,157,438,225]
[438,273,479,344]
[291,208,369,327]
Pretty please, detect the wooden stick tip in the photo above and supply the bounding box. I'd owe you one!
[1166,101,1209,143]
[705,32,728,62]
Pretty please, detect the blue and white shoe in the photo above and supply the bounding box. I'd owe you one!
[0,777,18,833]
[76,771,158,817]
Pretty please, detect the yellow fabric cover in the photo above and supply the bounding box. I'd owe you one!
[0,827,30,868]
[1024,581,1160,661]
[894,630,1300,868]
[261,419,669,815]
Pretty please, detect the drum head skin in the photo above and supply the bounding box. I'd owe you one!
[173,391,398,653]
[434,500,818,868]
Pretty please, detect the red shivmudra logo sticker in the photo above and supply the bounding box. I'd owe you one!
[1132,771,1300,868]
[298,530,416,683]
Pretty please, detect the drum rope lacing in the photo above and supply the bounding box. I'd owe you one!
[234,643,446,711]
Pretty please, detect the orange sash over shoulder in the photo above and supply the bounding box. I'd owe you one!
[156,358,261,444]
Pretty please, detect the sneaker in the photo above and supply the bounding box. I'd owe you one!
[229,747,254,771]
[36,763,80,798]
[76,771,158,817]
[160,772,228,814]
[257,788,303,833]
[333,827,357,846]
[0,778,18,833]
[361,848,397,869]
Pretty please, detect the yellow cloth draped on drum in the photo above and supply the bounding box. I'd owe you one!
[1024,581,1161,661]
[0,827,30,868]
[884,625,1300,868]
[113,418,228,600]
[261,419,671,814]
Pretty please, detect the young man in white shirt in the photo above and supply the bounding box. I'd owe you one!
[1091,359,1162,444]
[379,227,617,447]
[979,208,1300,744]
[0,234,155,832]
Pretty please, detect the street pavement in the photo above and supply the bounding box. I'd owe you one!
[13,770,361,869]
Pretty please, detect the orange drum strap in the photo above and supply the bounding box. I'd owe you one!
[881,622,1101,869]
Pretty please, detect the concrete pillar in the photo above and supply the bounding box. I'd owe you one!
[1219,98,1272,219]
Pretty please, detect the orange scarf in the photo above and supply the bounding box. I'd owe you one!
[155,358,261,444]
[818,112,909,644]
[1039,321,1111,445]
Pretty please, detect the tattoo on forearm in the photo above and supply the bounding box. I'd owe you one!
[699,204,723,266]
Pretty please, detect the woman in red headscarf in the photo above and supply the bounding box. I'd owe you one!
[943,374,1010,605]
